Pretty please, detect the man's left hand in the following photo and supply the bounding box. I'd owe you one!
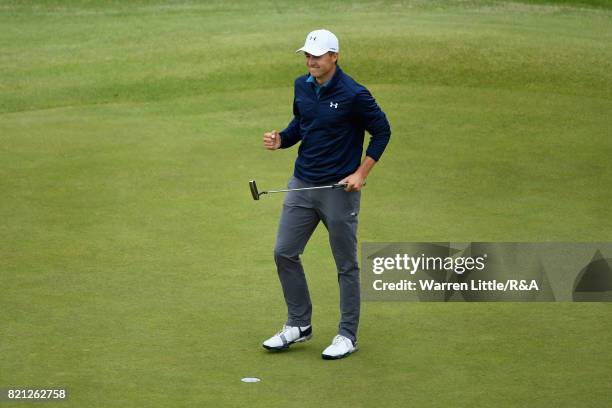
[339,173,365,192]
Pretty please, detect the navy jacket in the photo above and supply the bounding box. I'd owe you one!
[279,66,391,184]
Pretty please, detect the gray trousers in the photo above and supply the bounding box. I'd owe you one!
[274,176,361,343]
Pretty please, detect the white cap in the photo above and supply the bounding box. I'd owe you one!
[296,29,339,56]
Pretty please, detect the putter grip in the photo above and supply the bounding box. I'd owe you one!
[332,182,366,189]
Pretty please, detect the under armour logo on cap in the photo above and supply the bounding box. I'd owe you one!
[296,29,340,57]
[330,102,338,108]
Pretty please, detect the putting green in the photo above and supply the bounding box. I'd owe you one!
[1,1,611,407]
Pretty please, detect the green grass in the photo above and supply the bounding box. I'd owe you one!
[1,1,611,407]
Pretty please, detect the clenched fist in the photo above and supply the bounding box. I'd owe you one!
[263,130,281,150]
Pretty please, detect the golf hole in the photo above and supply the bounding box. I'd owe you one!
[241,377,261,383]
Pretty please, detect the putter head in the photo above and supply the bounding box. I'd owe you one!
[249,180,260,200]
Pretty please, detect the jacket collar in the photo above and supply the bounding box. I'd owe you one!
[325,65,343,91]
[305,65,343,92]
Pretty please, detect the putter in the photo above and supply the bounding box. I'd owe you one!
[249,179,359,200]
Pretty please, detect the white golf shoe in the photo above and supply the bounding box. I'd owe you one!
[321,335,357,360]
[262,325,312,351]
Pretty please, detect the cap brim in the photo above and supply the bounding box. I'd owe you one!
[295,46,327,56]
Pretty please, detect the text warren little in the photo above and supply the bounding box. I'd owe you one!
[373,279,540,291]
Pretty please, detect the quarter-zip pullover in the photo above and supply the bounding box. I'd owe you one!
[279,66,391,184]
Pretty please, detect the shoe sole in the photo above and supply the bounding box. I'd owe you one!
[262,334,312,351]
[321,347,358,360]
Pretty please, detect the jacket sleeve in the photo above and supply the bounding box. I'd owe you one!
[353,87,391,161]
[279,98,302,149]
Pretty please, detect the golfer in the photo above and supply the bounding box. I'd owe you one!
[262,29,391,359]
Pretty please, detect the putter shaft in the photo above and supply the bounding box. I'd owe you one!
[266,184,345,194]
[250,179,365,200]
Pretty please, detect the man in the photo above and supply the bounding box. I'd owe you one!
[261,29,391,360]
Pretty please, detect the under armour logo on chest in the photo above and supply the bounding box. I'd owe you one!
[330,102,338,109]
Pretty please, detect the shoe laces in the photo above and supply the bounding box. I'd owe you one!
[332,335,347,345]
[276,325,292,336]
